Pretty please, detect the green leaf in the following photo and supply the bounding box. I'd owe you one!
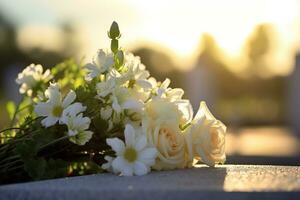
[44,159,67,179]
[24,158,47,180]
[15,140,39,160]
[92,114,108,132]
[6,101,16,120]
[116,50,124,66]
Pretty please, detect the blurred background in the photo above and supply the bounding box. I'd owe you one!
[0,0,299,165]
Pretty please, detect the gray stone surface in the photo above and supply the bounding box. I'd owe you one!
[0,164,299,200]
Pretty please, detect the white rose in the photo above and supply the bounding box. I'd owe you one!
[143,118,187,170]
[143,98,189,170]
[185,101,226,167]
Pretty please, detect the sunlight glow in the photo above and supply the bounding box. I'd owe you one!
[1,0,300,75]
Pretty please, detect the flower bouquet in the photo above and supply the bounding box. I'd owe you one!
[0,22,226,184]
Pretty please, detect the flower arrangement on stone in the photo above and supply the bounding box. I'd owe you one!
[0,22,226,183]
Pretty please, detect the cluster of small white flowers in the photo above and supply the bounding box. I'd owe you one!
[34,83,93,145]
[16,64,52,96]
[85,49,226,175]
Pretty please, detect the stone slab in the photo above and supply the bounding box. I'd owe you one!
[0,165,299,200]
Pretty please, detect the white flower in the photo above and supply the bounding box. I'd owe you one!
[63,113,93,145]
[100,106,113,120]
[96,78,116,98]
[185,102,226,167]
[175,99,194,126]
[144,98,181,123]
[34,83,82,127]
[16,64,52,96]
[150,78,184,102]
[61,103,87,120]
[143,118,187,170]
[122,53,152,91]
[85,49,114,81]
[101,156,118,173]
[111,87,144,113]
[143,98,189,170]
[106,124,157,176]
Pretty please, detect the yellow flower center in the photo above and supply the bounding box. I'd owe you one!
[128,79,136,88]
[124,147,137,163]
[52,106,63,117]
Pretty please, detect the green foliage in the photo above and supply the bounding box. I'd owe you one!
[51,59,85,92]
[12,127,68,180]
[6,101,16,120]
[0,22,126,184]
[23,157,67,180]
[115,50,124,68]
[15,140,39,160]
[23,158,47,180]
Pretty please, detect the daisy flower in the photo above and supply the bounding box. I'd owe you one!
[34,83,83,127]
[85,49,114,81]
[101,156,118,173]
[63,113,93,145]
[106,124,157,176]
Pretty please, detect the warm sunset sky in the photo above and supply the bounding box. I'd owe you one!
[1,0,300,74]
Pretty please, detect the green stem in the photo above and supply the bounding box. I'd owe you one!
[0,155,20,165]
[38,135,69,150]
[10,97,24,127]
[18,104,31,113]
[0,158,22,169]
[0,127,23,135]
[20,117,41,128]
[6,164,23,172]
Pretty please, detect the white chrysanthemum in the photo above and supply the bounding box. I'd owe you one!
[16,64,52,96]
[62,113,93,145]
[106,124,157,176]
[34,83,83,127]
[85,49,114,81]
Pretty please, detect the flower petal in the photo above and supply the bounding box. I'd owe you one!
[124,124,136,147]
[133,161,149,176]
[136,80,152,89]
[41,116,58,127]
[34,103,52,116]
[196,145,215,167]
[195,101,216,121]
[122,100,143,110]
[106,138,125,155]
[138,148,157,166]
[112,99,122,113]
[63,90,76,108]
[112,157,133,176]
[46,83,61,105]
[135,135,147,151]
[62,103,86,119]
